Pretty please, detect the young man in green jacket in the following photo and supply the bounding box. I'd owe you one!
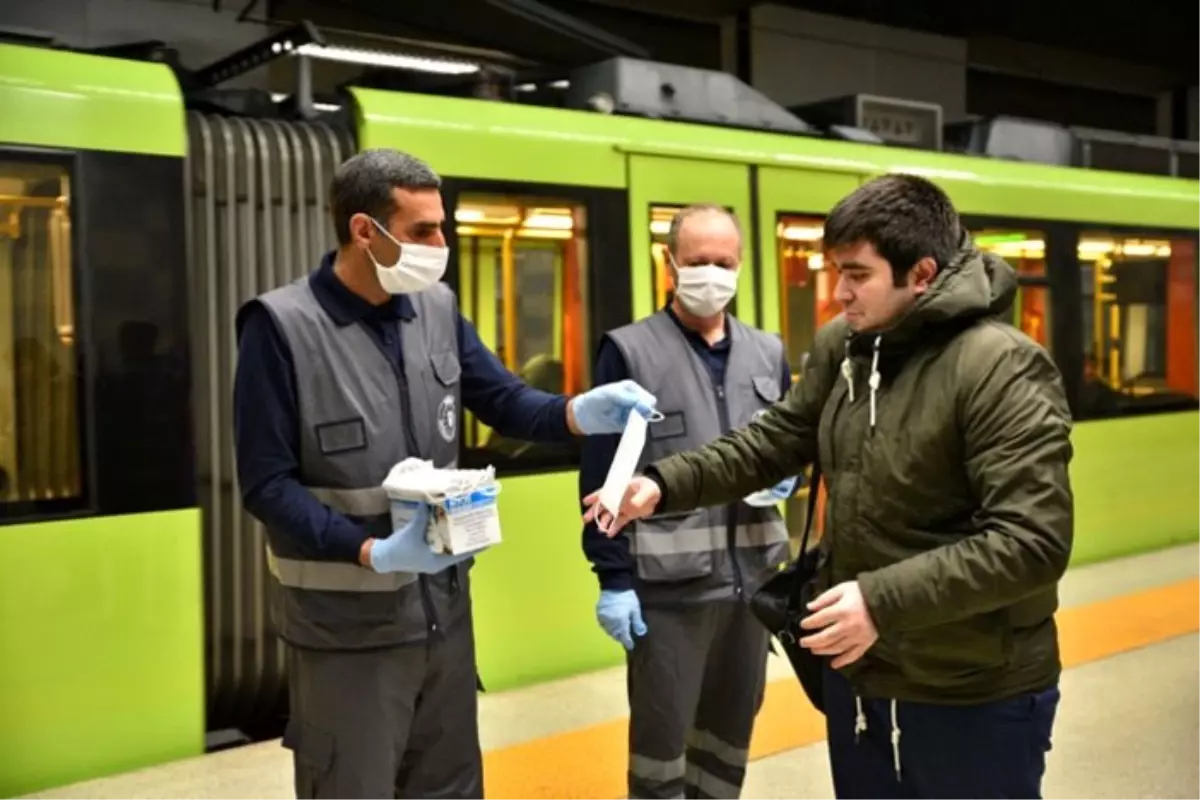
[584,173,1074,799]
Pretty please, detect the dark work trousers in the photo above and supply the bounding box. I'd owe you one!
[823,663,1060,799]
[282,617,482,799]
[626,600,770,799]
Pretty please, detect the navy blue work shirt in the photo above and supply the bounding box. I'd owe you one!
[579,305,793,592]
[233,251,571,563]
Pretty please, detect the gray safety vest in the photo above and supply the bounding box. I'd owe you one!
[606,310,790,604]
[253,278,466,650]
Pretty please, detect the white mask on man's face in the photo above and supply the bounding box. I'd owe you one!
[673,262,739,317]
[366,218,448,294]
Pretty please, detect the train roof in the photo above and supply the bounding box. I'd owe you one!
[352,86,1199,230]
[1,40,1196,231]
[0,42,185,157]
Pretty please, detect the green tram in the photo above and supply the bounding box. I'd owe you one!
[0,39,1196,796]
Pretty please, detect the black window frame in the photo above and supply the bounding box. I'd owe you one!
[0,145,95,525]
[962,213,1200,421]
[440,176,633,477]
[1067,219,1200,421]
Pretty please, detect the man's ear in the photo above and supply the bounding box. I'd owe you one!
[910,256,938,295]
[349,213,375,248]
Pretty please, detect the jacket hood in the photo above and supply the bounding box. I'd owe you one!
[848,229,1018,356]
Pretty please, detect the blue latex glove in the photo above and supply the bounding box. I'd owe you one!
[369,502,479,574]
[742,476,800,507]
[596,589,647,650]
[571,379,658,435]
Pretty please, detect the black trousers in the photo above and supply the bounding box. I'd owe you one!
[282,617,482,799]
[626,600,770,799]
[823,663,1060,799]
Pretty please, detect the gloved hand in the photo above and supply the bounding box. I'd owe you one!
[596,589,647,650]
[742,476,799,507]
[570,379,658,435]
[368,502,480,574]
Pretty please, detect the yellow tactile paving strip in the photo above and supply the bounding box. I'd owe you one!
[481,578,1200,799]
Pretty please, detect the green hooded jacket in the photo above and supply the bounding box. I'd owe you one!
[647,234,1074,705]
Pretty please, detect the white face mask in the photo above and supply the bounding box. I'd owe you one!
[673,262,739,317]
[595,407,665,534]
[366,219,449,294]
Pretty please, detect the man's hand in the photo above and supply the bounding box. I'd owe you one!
[799,580,879,669]
[582,476,662,537]
[567,379,658,435]
[366,502,482,574]
[596,589,647,650]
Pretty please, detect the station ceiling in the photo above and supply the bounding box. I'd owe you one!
[263,0,1195,80]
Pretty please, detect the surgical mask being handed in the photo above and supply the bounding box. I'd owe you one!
[366,218,449,294]
[672,259,739,317]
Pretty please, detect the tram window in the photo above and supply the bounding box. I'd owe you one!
[1079,232,1198,413]
[0,159,82,512]
[777,214,837,379]
[972,228,1053,352]
[455,192,591,468]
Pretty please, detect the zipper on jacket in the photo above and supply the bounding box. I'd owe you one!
[714,382,744,597]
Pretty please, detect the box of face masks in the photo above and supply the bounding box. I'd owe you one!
[384,458,503,555]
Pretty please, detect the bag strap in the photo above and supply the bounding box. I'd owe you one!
[788,461,822,609]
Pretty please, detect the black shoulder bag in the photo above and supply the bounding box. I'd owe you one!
[748,463,827,713]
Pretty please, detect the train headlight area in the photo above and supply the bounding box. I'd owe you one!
[0,26,1195,799]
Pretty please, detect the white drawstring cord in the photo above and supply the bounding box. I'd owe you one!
[890,698,902,781]
[852,694,902,782]
[868,335,881,431]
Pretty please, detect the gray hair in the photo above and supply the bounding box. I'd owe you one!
[666,203,742,256]
[331,148,442,245]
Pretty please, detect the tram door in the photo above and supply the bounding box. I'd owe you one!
[756,167,863,549]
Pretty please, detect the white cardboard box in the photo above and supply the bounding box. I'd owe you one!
[391,483,503,556]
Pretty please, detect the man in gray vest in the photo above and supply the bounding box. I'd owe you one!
[232,148,656,800]
[579,204,801,799]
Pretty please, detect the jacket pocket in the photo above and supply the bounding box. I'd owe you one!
[632,511,718,582]
[897,609,1013,690]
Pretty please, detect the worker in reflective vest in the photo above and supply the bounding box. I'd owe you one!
[579,204,801,799]
[233,148,656,800]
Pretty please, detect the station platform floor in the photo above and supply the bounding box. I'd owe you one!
[25,542,1200,800]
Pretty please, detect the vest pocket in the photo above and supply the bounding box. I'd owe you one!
[430,350,461,386]
[632,510,718,582]
[752,375,781,403]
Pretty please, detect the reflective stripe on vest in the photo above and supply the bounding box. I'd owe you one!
[264,484,416,593]
[633,521,789,556]
[266,546,417,592]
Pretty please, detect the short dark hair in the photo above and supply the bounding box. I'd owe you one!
[667,203,741,255]
[823,173,960,286]
[330,149,442,245]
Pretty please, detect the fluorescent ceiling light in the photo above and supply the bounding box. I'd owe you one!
[270,92,341,112]
[523,213,573,229]
[294,43,480,75]
[779,225,823,242]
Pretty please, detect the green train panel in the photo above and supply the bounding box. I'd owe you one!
[0,43,202,797]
